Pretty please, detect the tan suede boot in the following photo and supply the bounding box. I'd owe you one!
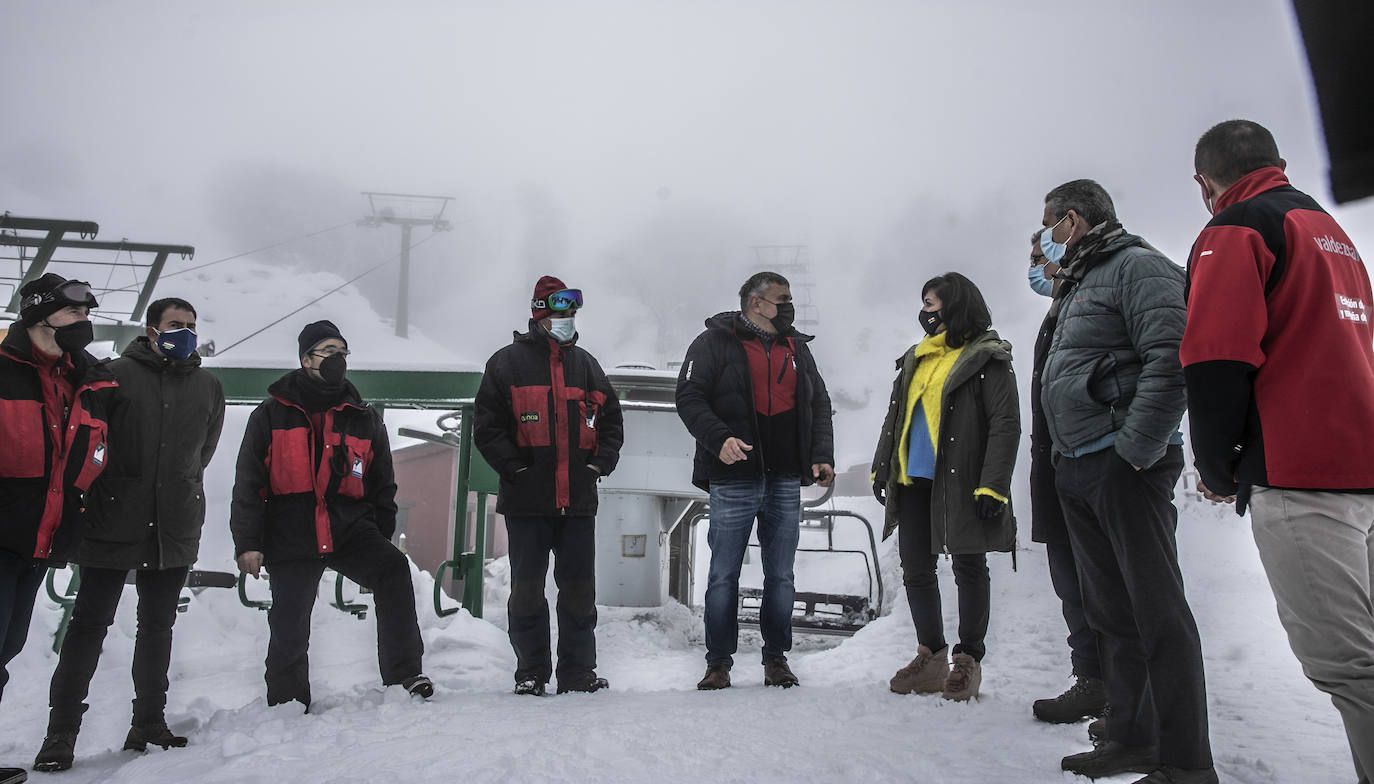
[888,645,949,694]
[942,652,982,701]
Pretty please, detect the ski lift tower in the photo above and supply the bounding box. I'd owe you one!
[752,245,818,333]
[358,192,454,338]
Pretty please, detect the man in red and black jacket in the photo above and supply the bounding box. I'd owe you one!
[0,274,114,712]
[676,271,834,692]
[230,321,430,710]
[1183,120,1374,783]
[474,276,623,697]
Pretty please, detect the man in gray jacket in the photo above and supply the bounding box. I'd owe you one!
[1037,181,1215,784]
[36,298,225,772]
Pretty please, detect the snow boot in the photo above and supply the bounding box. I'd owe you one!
[122,722,187,752]
[942,653,981,701]
[763,657,799,688]
[402,675,434,699]
[697,664,731,691]
[1088,709,1110,745]
[557,676,609,694]
[1130,765,1219,784]
[513,679,547,697]
[1033,675,1108,723]
[33,731,78,772]
[1061,740,1160,778]
[0,766,27,784]
[889,645,949,695]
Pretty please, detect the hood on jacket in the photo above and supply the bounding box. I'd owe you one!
[703,311,815,343]
[267,368,365,410]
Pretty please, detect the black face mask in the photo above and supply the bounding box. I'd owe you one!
[918,309,943,336]
[50,320,94,354]
[319,353,347,385]
[769,302,796,333]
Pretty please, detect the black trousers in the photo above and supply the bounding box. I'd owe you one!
[1046,538,1102,680]
[0,550,46,704]
[895,481,990,662]
[505,515,597,687]
[1056,445,1212,769]
[47,565,189,729]
[264,528,423,707]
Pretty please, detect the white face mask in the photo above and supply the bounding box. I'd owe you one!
[548,316,577,342]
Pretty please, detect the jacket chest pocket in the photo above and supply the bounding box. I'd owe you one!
[72,420,109,492]
[576,389,607,451]
[331,434,373,499]
[511,385,552,448]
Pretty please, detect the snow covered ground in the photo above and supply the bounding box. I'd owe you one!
[0,488,1354,783]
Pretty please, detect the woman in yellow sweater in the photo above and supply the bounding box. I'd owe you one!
[870,272,1019,701]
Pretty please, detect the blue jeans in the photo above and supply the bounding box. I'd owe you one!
[704,475,801,667]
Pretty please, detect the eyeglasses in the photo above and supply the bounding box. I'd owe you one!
[309,348,350,359]
[1031,252,1047,263]
[531,288,583,312]
[23,280,98,310]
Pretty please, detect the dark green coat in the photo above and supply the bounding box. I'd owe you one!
[77,337,226,570]
[871,330,1020,553]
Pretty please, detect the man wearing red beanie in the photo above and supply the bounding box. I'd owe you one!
[474,276,624,696]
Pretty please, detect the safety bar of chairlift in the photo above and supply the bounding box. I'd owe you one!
[423,402,490,619]
[44,566,81,653]
[235,569,369,618]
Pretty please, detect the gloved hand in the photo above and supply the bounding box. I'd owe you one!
[872,481,886,506]
[975,495,1005,520]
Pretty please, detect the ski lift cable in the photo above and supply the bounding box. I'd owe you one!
[102,219,357,294]
[212,231,442,357]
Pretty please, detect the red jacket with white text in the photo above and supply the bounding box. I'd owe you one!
[1180,166,1374,495]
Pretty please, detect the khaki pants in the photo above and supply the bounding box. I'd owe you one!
[1251,486,1374,784]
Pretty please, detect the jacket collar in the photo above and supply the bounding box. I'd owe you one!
[1214,166,1290,213]
[703,310,814,343]
[268,368,365,412]
[1,323,113,388]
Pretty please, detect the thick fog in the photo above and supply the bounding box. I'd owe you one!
[4,0,1373,466]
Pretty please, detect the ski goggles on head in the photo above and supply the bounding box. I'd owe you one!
[23,280,98,310]
[532,288,583,312]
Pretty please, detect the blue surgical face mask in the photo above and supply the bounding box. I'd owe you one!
[154,327,197,359]
[1027,264,1055,297]
[1040,214,1069,265]
[548,316,577,343]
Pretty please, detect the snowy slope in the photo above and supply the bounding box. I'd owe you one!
[0,490,1352,783]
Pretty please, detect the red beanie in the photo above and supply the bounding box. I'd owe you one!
[530,275,568,320]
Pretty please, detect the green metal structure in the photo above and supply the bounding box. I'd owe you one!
[206,365,499,620]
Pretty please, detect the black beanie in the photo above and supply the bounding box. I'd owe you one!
[19,273,97,327]
[298,320,347,358]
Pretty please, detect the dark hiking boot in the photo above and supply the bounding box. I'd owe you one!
[1130,766,1219,784]
[763,657,799,688]
[1034,675,1108,723]
[1088,711,1109,745]
[402,675,434,699]
[889,645,949,695]
[122,722,188,752]
[557,676,609,694]
[941,653,981,702]
[697,664,731,691]
[33,731,78,772]
[1062,740,1159,778]
[513,679,547,697]
[0,766,28,784]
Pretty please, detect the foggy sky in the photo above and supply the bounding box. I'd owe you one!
[4,0,1372,463]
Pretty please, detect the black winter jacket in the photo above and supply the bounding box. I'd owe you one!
[229,370,397,564]
[474,323,624,517]
[0,328,116,563]
[871,330,1019,552]
[676,312,834,491]
[78,337,225,571]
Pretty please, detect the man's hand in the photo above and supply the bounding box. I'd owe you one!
[237,551,264,578]
[718,437,753,465]
[1196,479,1236,505]
[812,463,836,487]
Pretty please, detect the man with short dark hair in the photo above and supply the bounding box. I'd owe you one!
[1037,181,1215,784]
[1183,119,1374,784]
[230,321,430,710]
[0,274,114,774]
[474,276,623,697]
[676,271,835,691]
[35,298,225,771]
